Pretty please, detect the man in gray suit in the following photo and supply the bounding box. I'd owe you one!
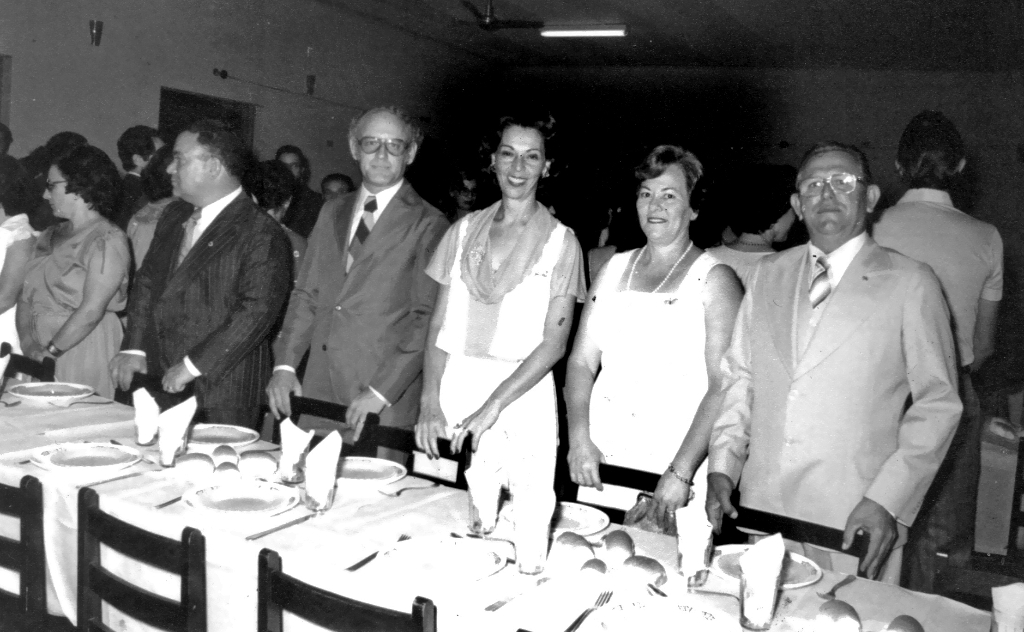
[267,106,449,441]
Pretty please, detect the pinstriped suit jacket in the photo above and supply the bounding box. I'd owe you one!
[124,195,293,422]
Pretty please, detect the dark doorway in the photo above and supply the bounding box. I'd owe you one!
[158,88,256,146]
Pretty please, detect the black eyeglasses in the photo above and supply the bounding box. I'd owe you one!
[357,137,409,156]
[45,180,67,192]
[797,172,865,197]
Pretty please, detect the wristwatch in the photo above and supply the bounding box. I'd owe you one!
[45,342,64,358]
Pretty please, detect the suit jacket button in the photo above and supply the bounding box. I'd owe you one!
[322,344,327,351]
[335,305,342,311]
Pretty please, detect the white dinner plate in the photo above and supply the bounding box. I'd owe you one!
[498,501,611,537]
[183,481,300,515]
[377,536,507,581]
[187,424,260,451]
[709,544,823,589]
[336,457,407,486]
[8,382,94,406]
[31,442,141,472]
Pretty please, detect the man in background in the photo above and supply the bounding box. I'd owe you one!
[114,125,163,229]
[276,144,324,238]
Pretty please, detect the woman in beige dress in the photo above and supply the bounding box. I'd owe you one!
[18,146,130,397]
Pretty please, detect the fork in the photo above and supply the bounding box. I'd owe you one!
[564,590,613,632]
[817,574,856,600]
[378,482,440,497]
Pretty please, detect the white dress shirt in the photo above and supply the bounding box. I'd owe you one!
[123,187,244,377]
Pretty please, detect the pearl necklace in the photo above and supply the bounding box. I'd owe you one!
[627,242,694,293]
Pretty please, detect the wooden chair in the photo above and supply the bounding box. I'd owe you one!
[563,463,662,525]
[77,487,206,632]
[733,506,870,577]
[0,475,46,628]
[257,548,436,632]
[1,342,56,383]
[289,394,473,489]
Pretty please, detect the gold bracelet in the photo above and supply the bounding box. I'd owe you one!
[667,465,692,485]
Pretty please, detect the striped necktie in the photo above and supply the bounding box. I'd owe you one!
[809,256,831,309]
[346,196,377,272]
[176,208,202,267]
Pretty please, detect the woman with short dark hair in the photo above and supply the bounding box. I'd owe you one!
[565,144,743,533]
[17,145,130,397]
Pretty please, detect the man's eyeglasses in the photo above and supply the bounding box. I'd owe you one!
[797,172,865,197]
[45,180,66,192]
[357,137,409,156]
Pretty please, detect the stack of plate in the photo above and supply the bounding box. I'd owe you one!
[8,382,94,406]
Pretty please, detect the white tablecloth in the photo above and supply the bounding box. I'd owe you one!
[0,403,994,632]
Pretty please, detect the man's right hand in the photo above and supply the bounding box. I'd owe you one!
[706,472,739,533]
[109,353,147,391]
[567,435,606,491]
[266,370,301,419]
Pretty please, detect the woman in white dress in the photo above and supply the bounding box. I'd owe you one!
[0,199,36,376]
[565,145,743,532]
[415,114,586,573]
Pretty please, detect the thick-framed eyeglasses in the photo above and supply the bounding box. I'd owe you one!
[357,137,409,156]
[797,172,865,197]
[45,180,67,192]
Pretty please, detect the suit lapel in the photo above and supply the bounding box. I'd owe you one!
[344,182,414,275]
[794,240,891,379]
[333,192,357,271]
[164,195,250,294]
[765,250,803,378]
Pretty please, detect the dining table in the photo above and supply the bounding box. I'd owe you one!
[0,390,995,632]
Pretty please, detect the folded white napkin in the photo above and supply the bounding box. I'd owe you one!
[740,532,786,582]
[304,431,341,509]
[993,583,1024,631]
[278,417,313,475]
[133,388,159,444]
[157,397,197,465]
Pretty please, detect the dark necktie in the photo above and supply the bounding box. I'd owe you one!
[346,196,377,272]
[177,208,202,267]
[809,256,831,309]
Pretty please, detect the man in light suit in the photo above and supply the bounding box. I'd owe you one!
[706,142,962,582]
[110,119,293,427]
[266,106,449,442]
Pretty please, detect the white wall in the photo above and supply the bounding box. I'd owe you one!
[0,0,492,184]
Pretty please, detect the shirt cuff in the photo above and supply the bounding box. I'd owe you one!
[183,356,202,378]
[367,385,391,407]
[121,350,146,357]
[273,365,296,374]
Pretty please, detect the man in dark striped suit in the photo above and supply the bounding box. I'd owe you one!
[110,119,292,428]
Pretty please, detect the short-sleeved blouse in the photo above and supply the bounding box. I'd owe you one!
[426,210,586,361]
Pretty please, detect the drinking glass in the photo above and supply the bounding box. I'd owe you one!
[739,571,779,630]
[301,482,336,514]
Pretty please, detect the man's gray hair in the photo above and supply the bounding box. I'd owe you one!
[348,106,424,148]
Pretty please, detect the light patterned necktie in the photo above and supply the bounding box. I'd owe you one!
[176,208,202,267]
[809,255,831,309]
[346,196,377,272]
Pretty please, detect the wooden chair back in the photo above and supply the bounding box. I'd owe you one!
[290,394,472,489]
[77,487,206,632]
[0,475,46,624]
[257,548,436,632]
[562,463,662,525]
[734,506,870,577]
[1,342,56,382]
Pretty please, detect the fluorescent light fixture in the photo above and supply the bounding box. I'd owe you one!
[540,25,627,38]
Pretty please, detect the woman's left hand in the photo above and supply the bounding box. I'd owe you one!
[653,472,693,531]
[451,399,502,453]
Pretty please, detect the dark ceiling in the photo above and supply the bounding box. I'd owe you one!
[324,0,1023,71]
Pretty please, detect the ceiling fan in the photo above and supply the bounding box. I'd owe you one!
[460,0,543,31]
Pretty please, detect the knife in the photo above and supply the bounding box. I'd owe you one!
[82,469,150,487]
[345,534,411,571]
[245,512,316,541]
[485,576,551,611]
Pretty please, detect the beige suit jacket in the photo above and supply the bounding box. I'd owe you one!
[273,182,449,430]
[708,238,962,529]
